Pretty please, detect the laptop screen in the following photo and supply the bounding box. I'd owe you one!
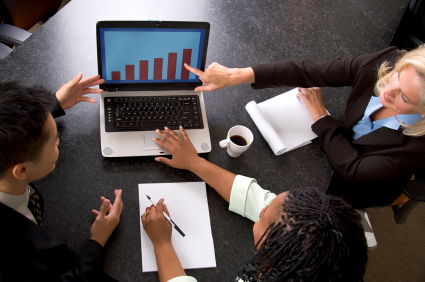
[96,21,210,91]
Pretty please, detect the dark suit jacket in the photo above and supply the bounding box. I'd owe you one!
[0,101,117,281]
[251,47,425,208]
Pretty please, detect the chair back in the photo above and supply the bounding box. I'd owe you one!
[390,0,425,50]
[0,0,61,31]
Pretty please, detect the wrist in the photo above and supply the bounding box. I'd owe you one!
[314,112,329,122]
[55,91,63,106]
[188,157,207,174]
[154,241,174,254]
[232,67,255,85]
[90,235,106,247]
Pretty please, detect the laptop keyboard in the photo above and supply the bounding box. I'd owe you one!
[104,95,204,132]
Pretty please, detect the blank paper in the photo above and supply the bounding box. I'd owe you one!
[138,182,216,272]
[246,88,318,156]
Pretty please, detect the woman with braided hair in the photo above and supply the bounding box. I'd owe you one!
[237,188,366,282]
[140,127,367,282]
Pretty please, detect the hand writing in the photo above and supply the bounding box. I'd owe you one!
[141,198,172,247]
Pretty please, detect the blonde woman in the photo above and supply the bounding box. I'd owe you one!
[184,46,425,208]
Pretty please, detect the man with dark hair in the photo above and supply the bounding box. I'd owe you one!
[0,74,123,281]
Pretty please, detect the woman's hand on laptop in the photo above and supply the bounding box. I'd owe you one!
[184,63,255,92]
[153,126,202,171]
[56,73,105,110]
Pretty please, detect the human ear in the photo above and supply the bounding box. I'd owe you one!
[11,163,28,181]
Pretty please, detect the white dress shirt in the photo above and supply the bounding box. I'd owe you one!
[0,186,37,224]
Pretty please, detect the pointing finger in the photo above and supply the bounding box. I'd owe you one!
[184,63,203,77]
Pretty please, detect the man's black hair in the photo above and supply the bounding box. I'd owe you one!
[0,81,56,178]
[237,187,368,282]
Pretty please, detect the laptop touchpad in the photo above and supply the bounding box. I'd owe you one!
[144,133,161,145]
[144,131,184,145]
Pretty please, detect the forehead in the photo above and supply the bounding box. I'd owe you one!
[43,114,57,140]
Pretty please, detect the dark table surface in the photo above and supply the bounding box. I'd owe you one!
[0,0,409,281]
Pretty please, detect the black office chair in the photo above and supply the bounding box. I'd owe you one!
[390,0,425,50]
[0,0,61,59]
[360,170,425,250]
[392,169,425,224]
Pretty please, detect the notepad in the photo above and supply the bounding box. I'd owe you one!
[246,88,319,156]
[138,182,216,272]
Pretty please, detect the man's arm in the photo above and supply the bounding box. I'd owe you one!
[55,73,105,110]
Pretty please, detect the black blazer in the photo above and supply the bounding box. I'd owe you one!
[0,101,117,281]
[251,47,425,208]
[0,200,114,281]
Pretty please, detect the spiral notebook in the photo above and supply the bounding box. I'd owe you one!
[246,88,319,156]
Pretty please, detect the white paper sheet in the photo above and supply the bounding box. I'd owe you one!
[246,88,318,156]
[138,182,216,272]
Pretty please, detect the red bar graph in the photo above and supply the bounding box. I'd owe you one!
[181,49,192,79]
[167,53,177,79]
[111,48,194,81]
[154,58,163,80]
[139,60,148,80]
[111,71,121,80]
[125,65,134,80]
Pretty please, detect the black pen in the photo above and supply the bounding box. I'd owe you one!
[146,195,185,237]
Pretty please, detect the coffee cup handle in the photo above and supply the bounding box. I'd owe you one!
[219,139,230,148]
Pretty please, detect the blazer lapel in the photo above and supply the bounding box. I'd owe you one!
[352,126,404,146]
[345,86,375,129]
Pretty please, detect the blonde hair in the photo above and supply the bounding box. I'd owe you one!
[374,45,425,136]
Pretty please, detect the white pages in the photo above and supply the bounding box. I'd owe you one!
[245,88,318,156]
[138,182,216,272]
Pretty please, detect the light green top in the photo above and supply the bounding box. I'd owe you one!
[167,175,276,282]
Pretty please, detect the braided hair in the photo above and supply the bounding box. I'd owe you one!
[236,187,367,282]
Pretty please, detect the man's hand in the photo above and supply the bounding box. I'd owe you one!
[153,126,202,171]
[90,189,123,247]
[56,73,105,110]
[184,63,254,92]
[296,87,329,121]
[141,199,172,248]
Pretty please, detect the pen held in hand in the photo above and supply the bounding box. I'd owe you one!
[146,194,185,237]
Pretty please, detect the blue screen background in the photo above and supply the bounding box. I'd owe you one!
[100,28,205,83]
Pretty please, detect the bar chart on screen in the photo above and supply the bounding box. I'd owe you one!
[101,28,205,83]
[110,48,192,81]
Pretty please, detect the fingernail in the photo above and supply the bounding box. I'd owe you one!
[155,157,159,161]
[301,89,306,94]
[156,129,160,132]
[164,126,168,130]
[152,137,156,141]
[180,125,183,129]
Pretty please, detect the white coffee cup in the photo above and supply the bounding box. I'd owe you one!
[219,125,254,157]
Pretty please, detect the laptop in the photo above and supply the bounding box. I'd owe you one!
[96,21,211,157]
